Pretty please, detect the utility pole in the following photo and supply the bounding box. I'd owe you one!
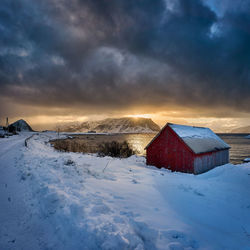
[6,117,9,132]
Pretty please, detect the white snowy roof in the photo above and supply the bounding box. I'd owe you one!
[169,124,230,154]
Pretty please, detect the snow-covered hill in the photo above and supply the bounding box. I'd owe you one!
[0,132,250,249]
[60,117,160,133]
[10,119,33,132]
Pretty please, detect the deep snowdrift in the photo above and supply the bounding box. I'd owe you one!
[0,132,250,250]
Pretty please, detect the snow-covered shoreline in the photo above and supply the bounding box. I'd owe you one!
[0,132,250,249]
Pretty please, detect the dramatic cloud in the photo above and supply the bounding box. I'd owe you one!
[1,0,250,123]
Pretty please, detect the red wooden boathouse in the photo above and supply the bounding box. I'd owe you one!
[145,123,230,174]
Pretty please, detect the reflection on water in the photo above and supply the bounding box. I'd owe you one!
[66,133,157,155]
[119,133,156,155]
[219,134,250,164]
[68,133,250,164]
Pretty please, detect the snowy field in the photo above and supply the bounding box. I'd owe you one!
[0,132,250,250]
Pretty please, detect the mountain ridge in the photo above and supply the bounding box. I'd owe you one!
[10,119,33,132]
[231,125,250,133]
[59,117,160,133]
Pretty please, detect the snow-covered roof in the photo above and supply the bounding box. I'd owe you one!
[145,123,230,154]
[169,124,230,154]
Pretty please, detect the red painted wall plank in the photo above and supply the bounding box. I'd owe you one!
[146,125,194,173]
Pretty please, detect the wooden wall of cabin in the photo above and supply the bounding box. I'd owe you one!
[146,126,194,173]
[193,149,229,174]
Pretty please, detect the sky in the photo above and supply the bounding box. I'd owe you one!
[1,0,250,132]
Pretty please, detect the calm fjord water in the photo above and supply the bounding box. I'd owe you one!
[218,134,250,164]
[72,133,250,164]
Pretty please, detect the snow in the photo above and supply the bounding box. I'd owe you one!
[169,124,230,154]
[0,129,4,136]
[0,132,250,249]
[10,119,33,131]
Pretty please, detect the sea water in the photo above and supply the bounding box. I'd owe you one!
[69,133,250,164]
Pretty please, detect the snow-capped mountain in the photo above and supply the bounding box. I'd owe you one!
[60,117,160,133]
[10,119,33,132]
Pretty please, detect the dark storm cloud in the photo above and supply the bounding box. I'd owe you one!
[0,0,250,116]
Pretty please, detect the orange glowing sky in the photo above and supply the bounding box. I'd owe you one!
[1,100,250,132]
